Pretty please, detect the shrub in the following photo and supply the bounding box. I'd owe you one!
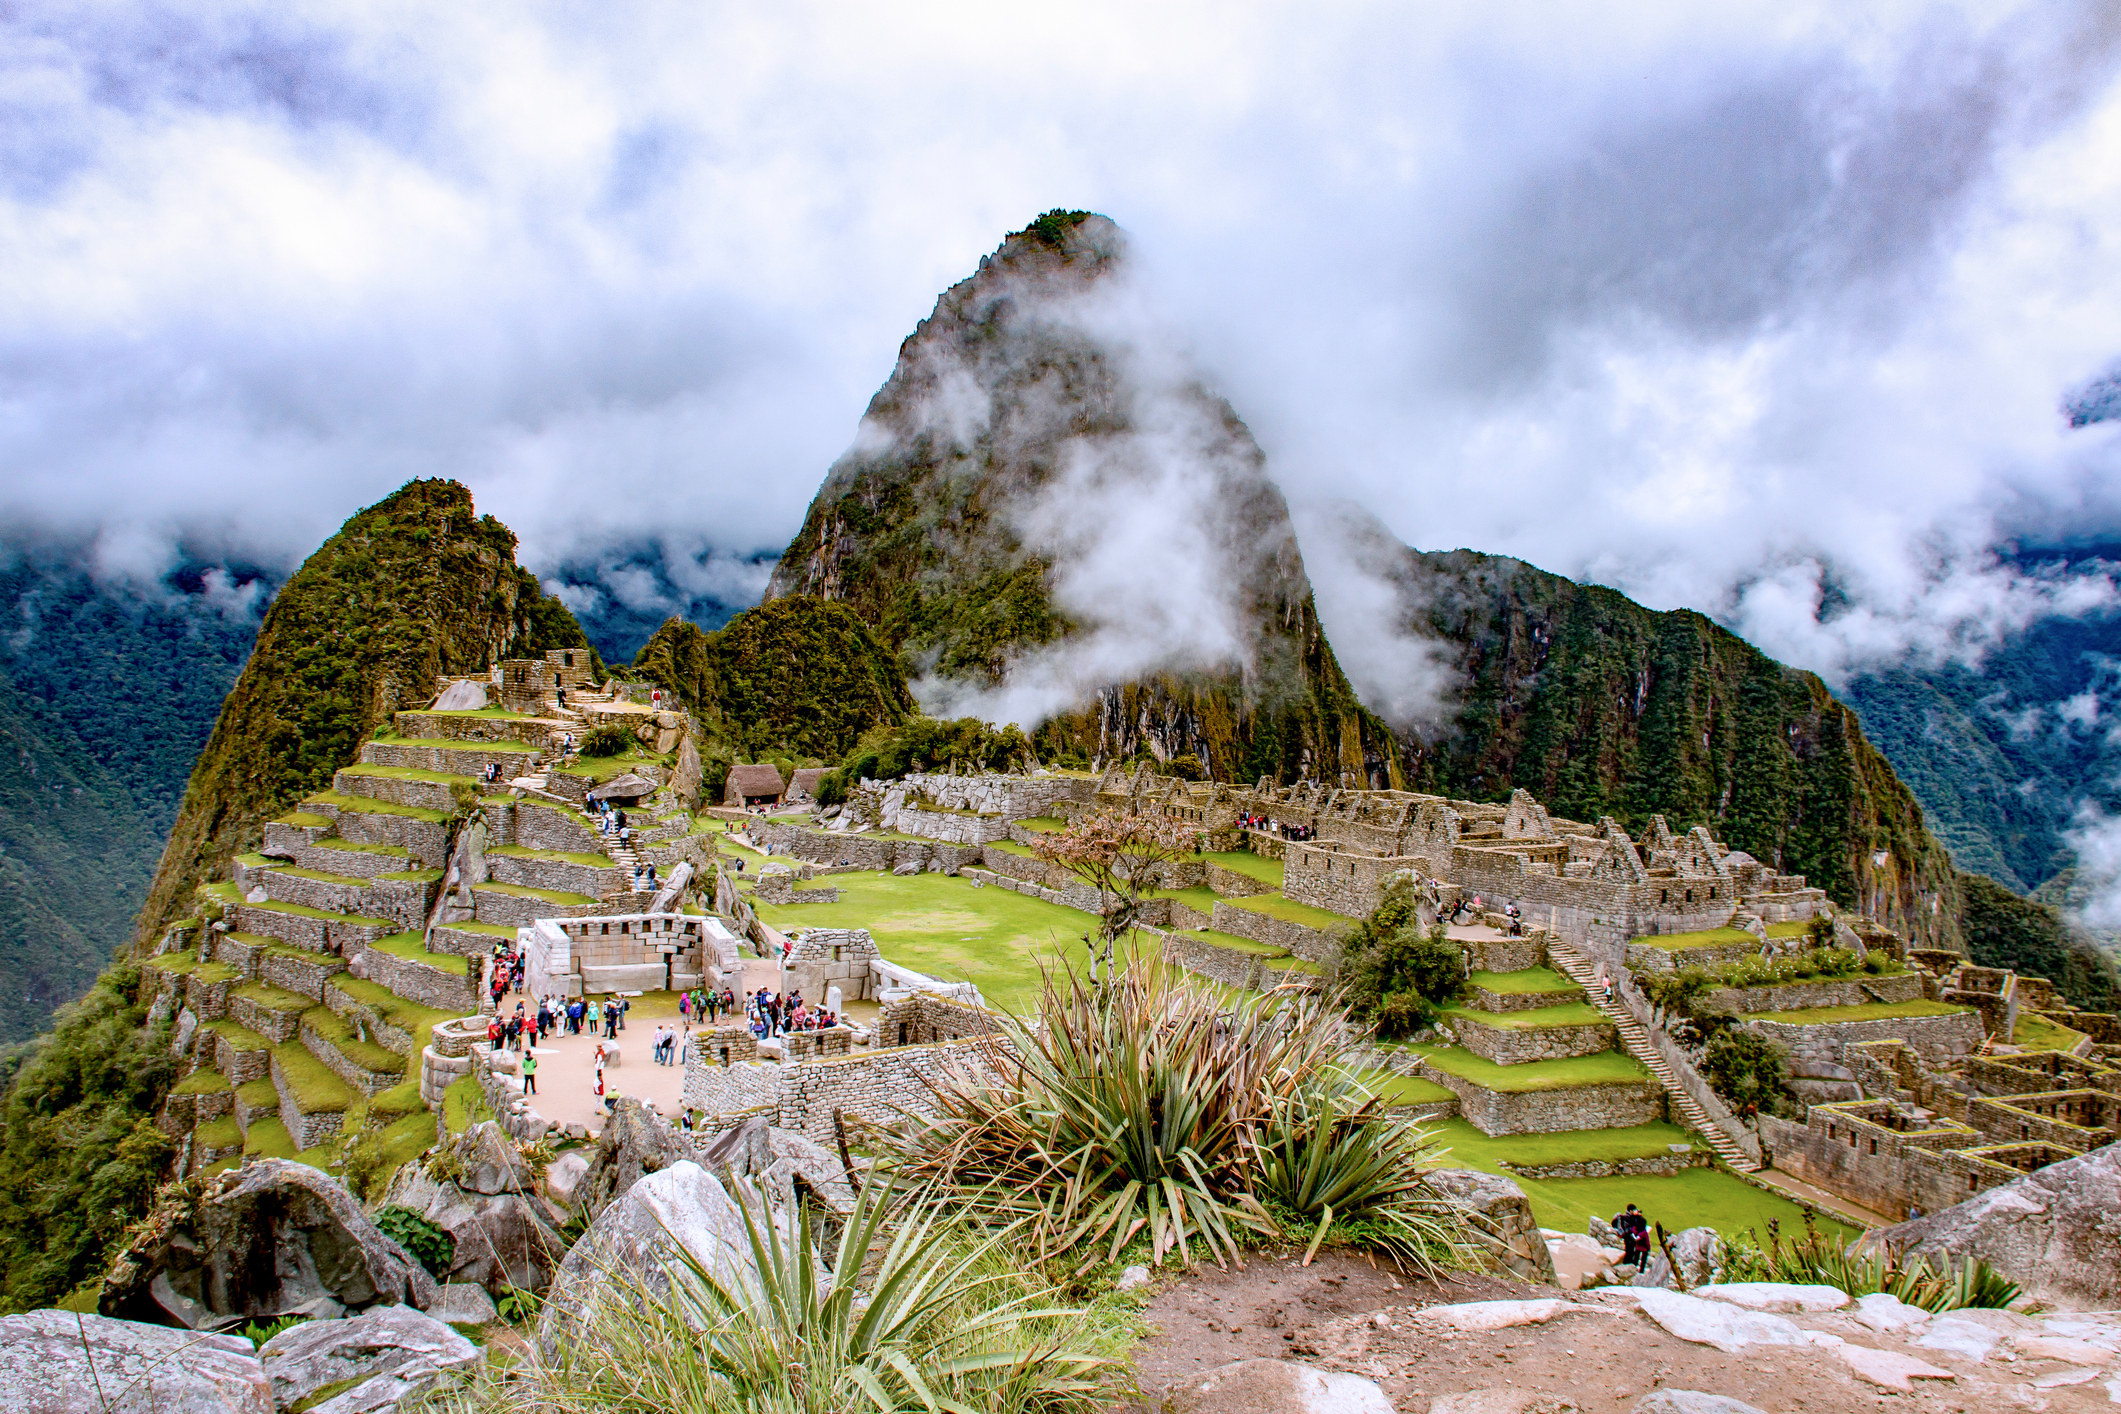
[1338,879,1465,1035]
[375,1205,455,1280]
[1251,1082,1470,1270]
[1700,1029,1790,1117]
[242,1315,304,1348]
[480,1175,1115,1414]
[1863,948,1891,974]
[892,953,1466,1272]
[578,724,635,758]
[815,768,849,807]
[1724,1215,2019,1311]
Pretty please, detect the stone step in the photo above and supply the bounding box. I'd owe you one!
[229,901,393,955]
[233,1077,281,1134]
[333,764,478,814]
[227,981,310,1043]
[300,1007,409,1097]
[289,839,415,879]
[202,1020,274,1086]
[361,738,543,779]
[261,814,336,858]
[471,882,600,928]
[302,792,454,866]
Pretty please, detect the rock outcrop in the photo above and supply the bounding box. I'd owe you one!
[258,1306,482,1414]
[537,1160,776,1358]
[1164,1359,1393,1414]
[1866,1140,2121,1308]
[575,1097,688,1221]
[0,1311,273,1414]
[100,1159,436,1327]
[379,1122,568,1294]
[1424,1169,1557,1284]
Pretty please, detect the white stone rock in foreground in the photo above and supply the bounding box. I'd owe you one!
[259,1307,481,1414]
[1835,1344,1956,1392]
[1693,1282,1849,1314]
[1167,1359,1393,1414]
[1629,1289,1810,1354]
[0,1311,271,1414]
[1850,1291,1931,1333]
[1416,1299,1574,1332]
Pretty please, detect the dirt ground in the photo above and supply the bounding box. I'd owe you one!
[1122,1253,2121,1413]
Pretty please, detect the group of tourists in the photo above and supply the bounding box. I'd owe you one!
[488,945,525,1007]
[747,987,837,1037]
[648,1023,687,1066]
[1237,811,1316,842]
[589,797,632,845]
[678,986,738,1025]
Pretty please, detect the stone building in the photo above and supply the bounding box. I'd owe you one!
[518,912,740,998]
[496,649,597,715]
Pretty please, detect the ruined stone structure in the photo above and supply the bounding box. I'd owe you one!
[519,912,739,998]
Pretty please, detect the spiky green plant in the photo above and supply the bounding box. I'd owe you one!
[473,1174,1112,1414]
[893,952,1467,1274]
[1250,1078,1473,1272]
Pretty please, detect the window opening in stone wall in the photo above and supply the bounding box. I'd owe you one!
[1869,1138,1878,1154]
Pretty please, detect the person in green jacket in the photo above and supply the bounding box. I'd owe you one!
[521,1052,537,1095]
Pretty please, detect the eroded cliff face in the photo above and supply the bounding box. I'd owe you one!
[768,211,1388,784]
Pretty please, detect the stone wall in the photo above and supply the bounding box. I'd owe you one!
[1760,1108,2049,1221]
[1463,934,1549,974]
[258,950,347,1002]
[1742,1008,1982,1067]
[1208,901,1338,963]
[512,801,607,855]
[215,1034,272,1086]
[1446,1013,1616,1066]
[356,944,480,1012]
[1708,972,1925,1016]
[782,927,881,1004]
[1624,939,1764,976]
[1155,928,1277,991]
[1509,1150,1706,1180]
[314,806,452,868]
[365,740,540,778]
[772,1037,1003,1141]
[269,1051,345,1151]
[487,850,624,898]
[1466,980,1582,1014]
[1421,1064,1663,1137]
[1203,861,1271,898]
[893,806,1012,846]
[229,991,305,1044]
[876,990,1008,1048]
[392,710,556,746]
[230,903,392,955]
[682,1057,779,1115]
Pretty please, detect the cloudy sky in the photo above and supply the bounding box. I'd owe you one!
[4,0,2120,677]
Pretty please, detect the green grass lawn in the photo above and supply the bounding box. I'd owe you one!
[2013,1011,2089,1051]
[331,975,464,1038]
[1750,999,1970,1025]
[1443,1001,1608,1030]
[272,1041,354,1113]
[274,865,370,886]
[172,1067,230,1096]
[387,736,536,753]
[1152,885,1223,916]
[303,789,452,823]
[557,748,673,783]
[1411,1044,1650,1092]
[1468,967,1580,996]
[234,981,315,1015]
[1425,1117,1696,1170]
[275,812,332,829]
[1361,1071,1456,1106]
[981,839,1043,861]
[237,1078,280,1111]
[1222,892,1351,930]
[194,1116,242,1149]
[1199,850,1284,887]
[203,1019,271,1052]
[242,1116,297,1158]
[368,931,468,966]
[752,868,1099,1012]
[1014,816,1065,833]
[303,1007,409,1078]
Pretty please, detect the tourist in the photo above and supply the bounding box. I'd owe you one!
[679,991,690,1025]
[487,1016,504,1052]
[722,985,735,1017]
[1614,1204,1650,1268]
[521,1052,537,1095]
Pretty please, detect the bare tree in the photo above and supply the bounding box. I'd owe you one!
[1033,806,1198,980]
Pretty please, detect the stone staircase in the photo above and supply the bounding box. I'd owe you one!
[1546,934,1762,1172]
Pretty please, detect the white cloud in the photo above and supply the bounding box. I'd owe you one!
[0,0,2116,698]
[2065,802,2121,930]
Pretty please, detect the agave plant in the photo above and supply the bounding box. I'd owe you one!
[495,1173,1111,1414]
[1250,1077,1472,1272]
[894,950,1464,1274]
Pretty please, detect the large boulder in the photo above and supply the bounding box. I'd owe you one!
[259,1307,482,1414]
[696,1116,855,1217]
[537,1161,777,1358]
[0,1311,271,1414]
[379,1123,568,1295]
[101,1160,436,1328]
[575,1097,688,1221]
[1423,1169,1556,1284]
[1864,1141,2121,1309]
[1632,1227,1723,1290]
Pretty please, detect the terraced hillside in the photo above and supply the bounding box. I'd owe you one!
[142,692,715,1186]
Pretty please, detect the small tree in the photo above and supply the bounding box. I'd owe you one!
[1701,1029,1791,1118]
[1032,807,1196,980]
[1339,876,1464,1036]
